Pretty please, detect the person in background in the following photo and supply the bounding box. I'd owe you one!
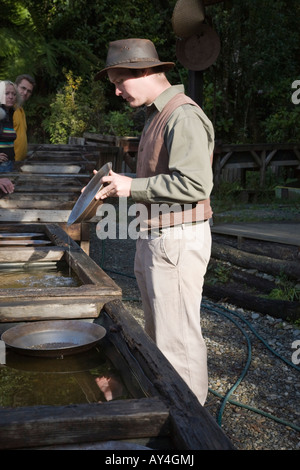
[92,38,214,405]
[0,80,20,172]
[13,74,35,161]
[0,177,14,194]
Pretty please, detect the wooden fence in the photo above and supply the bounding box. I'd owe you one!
[213,143,300,188]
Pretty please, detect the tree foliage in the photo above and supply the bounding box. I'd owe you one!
[203,0,300,143]
[1,0,299,144]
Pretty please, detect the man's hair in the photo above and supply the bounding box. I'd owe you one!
[130,67,167,77]
[15,74,36,87]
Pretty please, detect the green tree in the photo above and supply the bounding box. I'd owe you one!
[2,0,299,144]
[203,0,300,143]
[43,70,107,143]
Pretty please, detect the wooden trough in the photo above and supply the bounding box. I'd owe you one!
[0,223,121,322]
[0,299,234,450]
[0,143,121,254]
[0,221,234,450]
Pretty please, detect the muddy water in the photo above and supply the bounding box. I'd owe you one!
[0,261,81,288]
[0,345,131,407]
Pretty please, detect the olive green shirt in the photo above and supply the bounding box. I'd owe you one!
[130,85,214,204]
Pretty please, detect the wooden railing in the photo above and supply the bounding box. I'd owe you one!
[213,143,300,188]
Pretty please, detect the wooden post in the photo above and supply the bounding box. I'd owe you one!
[188,70,203,107]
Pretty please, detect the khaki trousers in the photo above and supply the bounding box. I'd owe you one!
[134,221,211,405]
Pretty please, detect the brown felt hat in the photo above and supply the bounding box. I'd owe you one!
[94,38,175,80]
[172,0,205,39]
[176,23,221,70]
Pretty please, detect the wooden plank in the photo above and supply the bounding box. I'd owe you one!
[223,162,258,169]
[0,192,76,201]
[211,223,300,246]
[0,199,76,210]
[27,152,96,160]
[20,164,82,174]
[0,247,65,262]
[219,151,233,169]
[269,159,300,167]
[12,185,82,193]
[0,397,170,450]
[0,209,72,223]
[83,132,117,145]
[217,143,300,152]
[265,149,278,165]
[5,172,90,180]
[250,150,262,167]
[0,284,122,299]
[0,300,99,321]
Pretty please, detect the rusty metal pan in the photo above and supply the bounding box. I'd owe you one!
[67,162,112,225]
[1,320,107,358]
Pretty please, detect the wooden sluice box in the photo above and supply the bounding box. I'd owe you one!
[0,223,121,322]
[0,225,234,450]
[0,168,93,254]
[0,143,118,254]
[0,299,234,450]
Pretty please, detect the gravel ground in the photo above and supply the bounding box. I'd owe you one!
[89,203,300,451]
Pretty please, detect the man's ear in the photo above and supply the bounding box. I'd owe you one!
[137,68,150,77]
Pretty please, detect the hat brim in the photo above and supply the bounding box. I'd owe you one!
[94,61,175,81]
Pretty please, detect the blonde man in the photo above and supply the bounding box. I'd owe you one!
[91,39,215,405]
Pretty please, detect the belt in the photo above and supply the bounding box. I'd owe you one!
[148,219,208,237]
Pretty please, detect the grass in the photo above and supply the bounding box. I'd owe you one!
[211,191,300,224]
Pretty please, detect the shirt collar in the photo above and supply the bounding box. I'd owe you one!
[153,84,185,112]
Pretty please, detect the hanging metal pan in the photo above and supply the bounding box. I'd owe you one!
[67,161,112,225]
[1,320,107,358]
[176,23,221,70]
[172,0,205,38]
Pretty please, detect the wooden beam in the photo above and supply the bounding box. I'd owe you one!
[0,209,72,223]
[0,397,170,450]
[219,151,233,169]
